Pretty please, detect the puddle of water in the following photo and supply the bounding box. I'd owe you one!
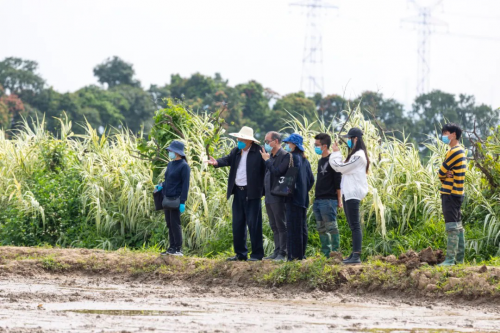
[63,309,203,316]
[58,286,117,291]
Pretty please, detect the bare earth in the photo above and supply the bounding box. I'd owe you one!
[1,275,499,333]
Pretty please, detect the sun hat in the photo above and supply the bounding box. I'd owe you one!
[283,133,305,152]
[341,128,363,138]
[166,140,185,157]
[229,126,259,143]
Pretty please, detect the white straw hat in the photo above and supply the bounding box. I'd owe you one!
[229,126,259,143]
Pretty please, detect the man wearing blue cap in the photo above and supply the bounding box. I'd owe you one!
[206,126,266,261]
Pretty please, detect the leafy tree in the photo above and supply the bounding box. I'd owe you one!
[152,73,245,132]
[0,57,45,95]
[317,94,346,128]
[110,84,155,133]
[93,56,140,88]
[411,90,499,148]
[236,80,271,134]
[0,85,26,130]
[73,85,125,131]
[353,91,411,141]
[272,91,317,130]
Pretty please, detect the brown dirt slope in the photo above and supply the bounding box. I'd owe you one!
[0,246,499,301]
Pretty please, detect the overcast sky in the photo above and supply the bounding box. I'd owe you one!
[1,0,499,110]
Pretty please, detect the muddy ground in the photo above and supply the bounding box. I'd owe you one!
[1,247,500,332]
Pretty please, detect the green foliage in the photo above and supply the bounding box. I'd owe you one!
[0,57,45,95]
[93,56,140,88]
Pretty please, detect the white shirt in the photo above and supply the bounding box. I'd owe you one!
[235,148,249,186]
[329,150,369,201]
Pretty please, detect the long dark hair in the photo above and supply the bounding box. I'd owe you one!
[345,136,370,173]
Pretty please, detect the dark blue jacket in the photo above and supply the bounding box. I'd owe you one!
[265,148,290,204]
[287,150,315,208]
[215,142,266,200]
[162,159,190,204]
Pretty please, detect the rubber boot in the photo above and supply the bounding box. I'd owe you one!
[319,233,332,258]
[343,252,361,265]
[438,223,460,266]
[455,229,465,265]
[331,233,340,252]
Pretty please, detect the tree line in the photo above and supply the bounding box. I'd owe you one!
[0,56,498,151]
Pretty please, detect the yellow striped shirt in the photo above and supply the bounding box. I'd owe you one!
[438,145,466,196]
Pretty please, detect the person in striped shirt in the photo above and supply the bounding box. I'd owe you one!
[438,123,466,266]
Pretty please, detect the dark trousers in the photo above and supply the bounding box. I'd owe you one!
[441,194,464,223]
[343,197,362,253]
[266,202,287,256]
[164,208,182,251]
[232,187,264,260]
[286,203,307,260]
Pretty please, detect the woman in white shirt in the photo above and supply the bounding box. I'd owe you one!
[329,128,370,265]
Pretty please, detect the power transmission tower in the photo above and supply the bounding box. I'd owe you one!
[402,0,447,96]
[291,0,337,96]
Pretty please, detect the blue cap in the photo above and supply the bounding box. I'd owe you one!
[283,133,305,152]
[165,140,185,157]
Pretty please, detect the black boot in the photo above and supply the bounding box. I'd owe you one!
[342,252,353,263]
[343,252,361,265]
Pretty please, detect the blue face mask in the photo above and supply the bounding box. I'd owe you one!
[265,143,272,153]
[285,144,292,153]
[168,152,176,160]
[347,139,353,149]
[237,141,246,150]
[441,135,450,144]
[314,147,323,155]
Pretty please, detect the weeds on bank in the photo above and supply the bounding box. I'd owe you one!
[40,256,69,271]
[262,256,341,289]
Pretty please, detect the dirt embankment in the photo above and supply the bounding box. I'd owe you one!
[0,246,499,302]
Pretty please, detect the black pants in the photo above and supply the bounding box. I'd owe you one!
[232,187,264,260]
[286,204,307,260]
[164,208,182,251]
[441,194,464,223]
[266,202,287,256]
[343,197,362,253]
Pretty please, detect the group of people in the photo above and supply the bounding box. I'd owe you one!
[156,122,467,266]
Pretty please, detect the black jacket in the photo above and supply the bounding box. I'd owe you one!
[264,148,290,203]
[287,150,315,209]
[215,143,266,200]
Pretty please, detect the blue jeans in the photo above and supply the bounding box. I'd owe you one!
[313,199,339,234]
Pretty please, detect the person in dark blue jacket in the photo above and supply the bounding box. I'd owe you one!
[282,133,315,260]
[160,140,190,256]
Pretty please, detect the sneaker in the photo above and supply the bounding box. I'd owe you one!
[173,251,184,257]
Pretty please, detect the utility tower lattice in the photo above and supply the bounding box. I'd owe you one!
[291,0,337,96]
[402,0,447,96]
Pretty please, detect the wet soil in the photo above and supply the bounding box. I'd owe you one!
[1,246,500,332]
[1,276,499,333]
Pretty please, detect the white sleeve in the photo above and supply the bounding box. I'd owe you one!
[329,151,365,175]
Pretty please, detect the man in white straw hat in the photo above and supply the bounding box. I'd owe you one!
[206,126,266,261]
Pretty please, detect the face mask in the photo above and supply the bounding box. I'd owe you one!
[347,139,353,149]
[168,152,176,160]
[237,141,246,150]
[285,144,292,153]
[441,135,450,144]
[314,147,323,155]
[265,143,272,153]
